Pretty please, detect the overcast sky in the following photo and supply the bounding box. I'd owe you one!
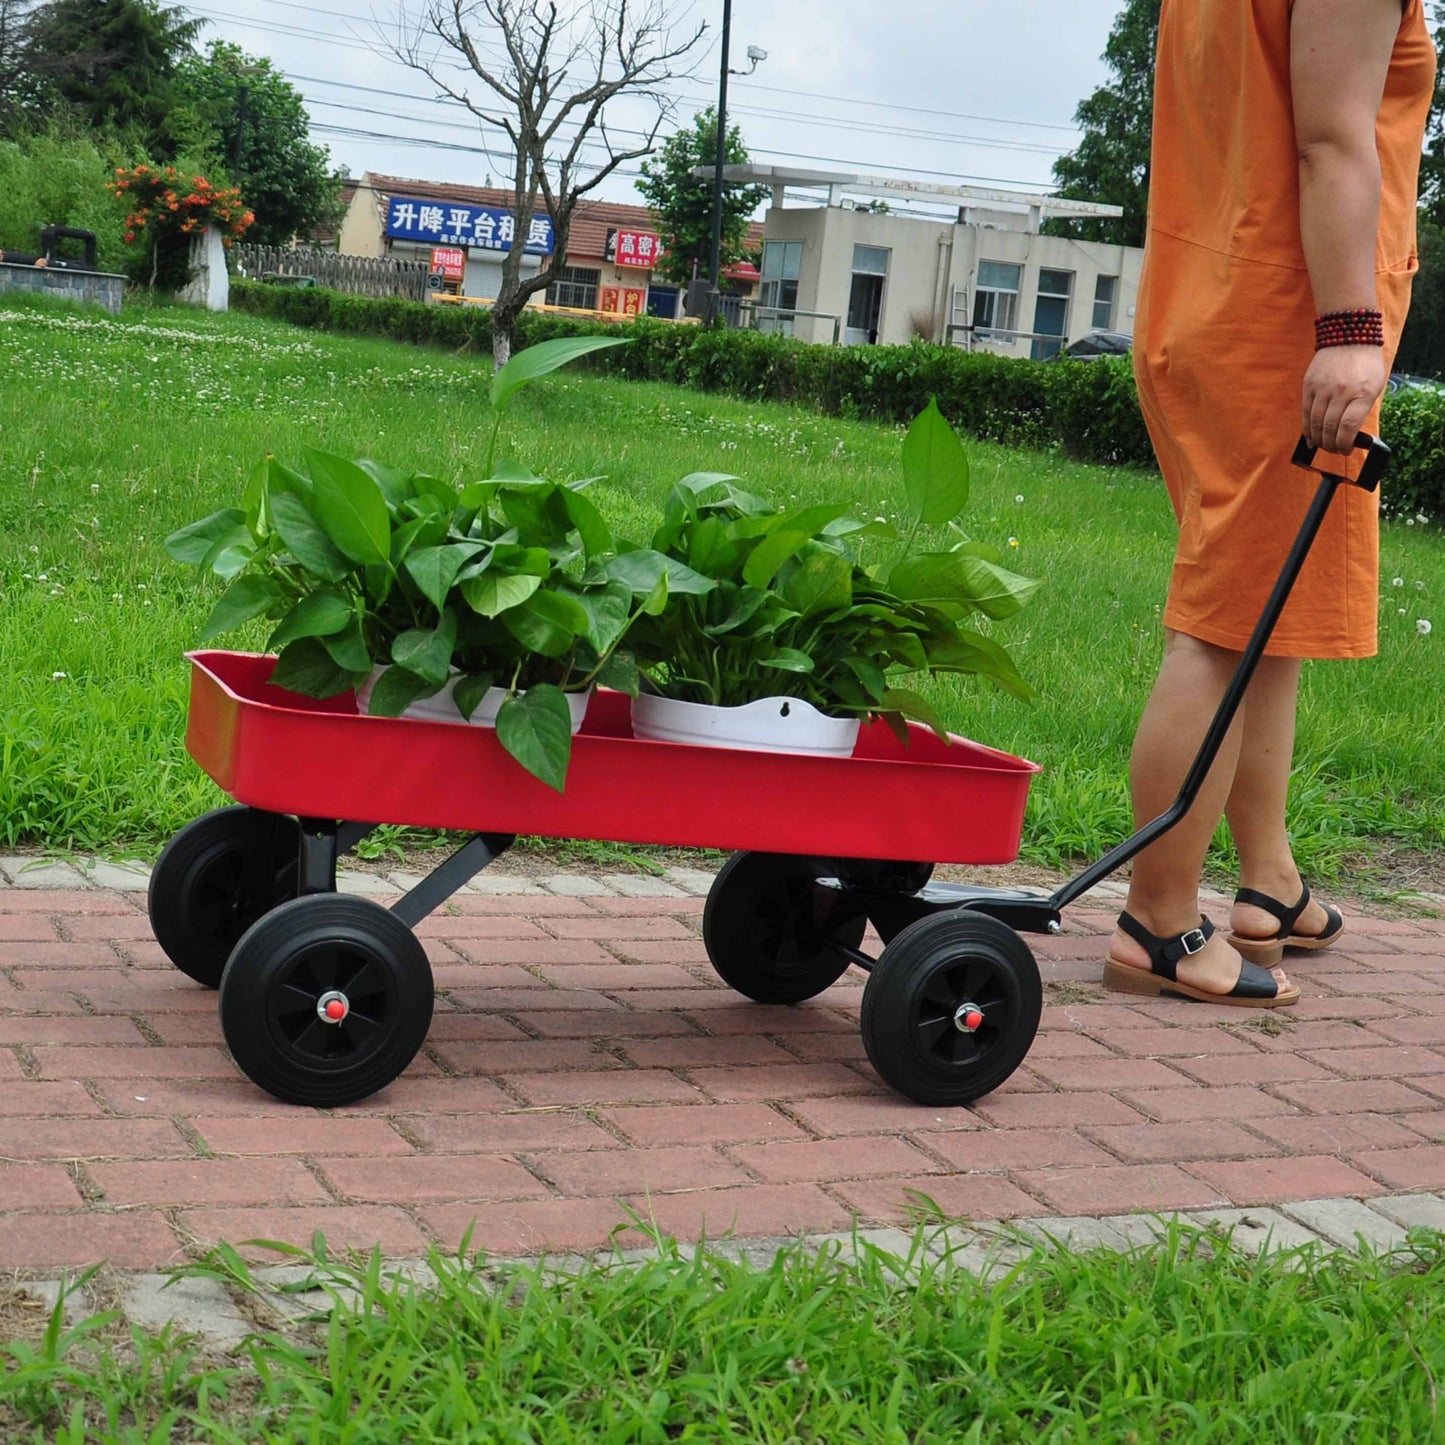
[186,1,1122,209]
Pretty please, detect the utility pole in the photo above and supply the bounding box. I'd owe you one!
[706,0,732,326]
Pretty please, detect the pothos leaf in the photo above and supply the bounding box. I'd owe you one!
[495,685,574,792]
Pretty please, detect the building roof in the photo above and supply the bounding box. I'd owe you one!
[361,172,763,264]
[711,163,1124,222]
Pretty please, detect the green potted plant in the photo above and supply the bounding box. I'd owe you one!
[622,400,1039,754]
[165,337,694,790]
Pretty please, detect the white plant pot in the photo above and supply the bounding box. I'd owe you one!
[357,670,591,733]
[631,693,861,758]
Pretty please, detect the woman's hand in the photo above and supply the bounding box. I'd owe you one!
[1302,345,1387,454]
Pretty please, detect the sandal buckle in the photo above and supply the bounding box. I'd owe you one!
[1180,928,1208,955]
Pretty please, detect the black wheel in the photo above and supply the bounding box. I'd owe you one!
[861,912,1041,1106]
[702,851,869,1005]
[148,807,301,988]
[830,858,935,894]
[218,895,433,1107]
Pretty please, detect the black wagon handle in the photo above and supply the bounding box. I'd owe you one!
[1291,432,1392,492]
[1050,431,1392,913]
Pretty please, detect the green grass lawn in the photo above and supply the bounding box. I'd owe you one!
[5,1229,1445,1443]
[1,296,1442,885]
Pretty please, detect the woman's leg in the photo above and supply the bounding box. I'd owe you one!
[1109,630,1292,994]
[1224,655,1333,938]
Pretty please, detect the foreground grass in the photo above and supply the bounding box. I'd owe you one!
[0,296,1442,883]
[4,1228,1445,1443]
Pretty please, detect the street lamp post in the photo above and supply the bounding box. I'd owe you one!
[707,1,764,325]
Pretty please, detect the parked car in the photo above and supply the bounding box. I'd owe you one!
[1060,330,1134,360]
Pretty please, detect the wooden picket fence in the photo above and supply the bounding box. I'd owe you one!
[233,245,429,302]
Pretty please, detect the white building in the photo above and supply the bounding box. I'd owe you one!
[720,165,1143,357]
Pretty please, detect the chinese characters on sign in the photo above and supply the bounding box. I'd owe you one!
[430,246,466,281]
[608,229,663,269]
[385,196,555,254]
[601,287,647,316]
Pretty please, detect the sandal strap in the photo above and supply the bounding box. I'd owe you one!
[1116,912,1215,983]
[1234,884,1311,940]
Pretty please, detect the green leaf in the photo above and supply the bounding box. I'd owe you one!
[675,471,741,493]
[241,460,267,532]
[902,398,970,527]
[269,490,350,583]
[199,575,280,641]
[305,450,393,567]
[405,544,486,612]
[562,484,614,559]
[781,548,853,616]
[265,591,353,652]
[489,337,630,414]
[365,666,441,717]
[605,549,715,597]
[355,459,412,508]
[267,458,313,501]
[500,484,572,547]
[595,651,640,697]
[740,507,851,591]
[879,687,952,743]
[572,581,632,654]
[495,685,574,791]
[391,610,458,687]
[410,473,459,510]
[687,516,741,578]
[453,672,496,721]
[502,591,589,657]
[844,654,888,702]
[201,537,257,582]
[640,569,669,617]
[270,638,359,699]
[461,571,541,618]
[704,586,771,636]
[888,552,1041,620]
[761,648,815,674]
[165,509,247,566]
[321,617,371,674]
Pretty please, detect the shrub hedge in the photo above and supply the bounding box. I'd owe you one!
[232,280,1442,523]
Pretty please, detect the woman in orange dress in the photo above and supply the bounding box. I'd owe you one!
[1105,0,1435,1007]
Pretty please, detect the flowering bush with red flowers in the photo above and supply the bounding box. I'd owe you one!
[110,165,255,248]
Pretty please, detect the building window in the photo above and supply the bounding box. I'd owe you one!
[758,240,803,333]
[847,245,889,344]
[547,265,600,310]
[1031,268,1074,360]
[1093,274,1118,331]
[973,261,1022,338]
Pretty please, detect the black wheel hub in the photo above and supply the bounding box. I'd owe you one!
[911,957,1014,1067]
[749,875,860,972]
[266,941,394,1067]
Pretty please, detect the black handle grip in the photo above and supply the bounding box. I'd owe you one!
[1291,432,1391,493]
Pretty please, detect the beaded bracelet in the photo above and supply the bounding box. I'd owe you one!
[1315,308,1384,350]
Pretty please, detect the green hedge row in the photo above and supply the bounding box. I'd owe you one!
[232,280,1441,523]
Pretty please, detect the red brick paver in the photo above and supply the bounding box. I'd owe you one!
[1,881,1444,1266]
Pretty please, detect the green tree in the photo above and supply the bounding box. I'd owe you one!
[1045,0,1160,248]
[637,107,768,288]
[1417,14,1445,229]
[175,41,340,245]
[21,0,201,153]
[0,0,45,135]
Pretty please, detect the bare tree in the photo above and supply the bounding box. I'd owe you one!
[394,0,705,367]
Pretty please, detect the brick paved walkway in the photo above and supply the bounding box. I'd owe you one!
[1,858,1444,1272]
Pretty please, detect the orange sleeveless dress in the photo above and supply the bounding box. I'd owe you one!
[1134,0,1435,658]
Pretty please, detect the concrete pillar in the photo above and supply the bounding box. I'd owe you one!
[178,226,230,312]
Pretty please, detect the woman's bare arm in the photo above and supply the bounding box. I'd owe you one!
[1292,0,1406,453]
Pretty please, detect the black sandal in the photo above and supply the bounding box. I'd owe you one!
[1104,912,1300,1008]
[1228,884,1344,967]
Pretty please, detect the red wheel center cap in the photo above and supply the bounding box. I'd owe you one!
[317,991,350,1024]
[955,1003,985,1033]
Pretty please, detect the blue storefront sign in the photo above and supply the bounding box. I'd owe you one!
[384,195,554,254]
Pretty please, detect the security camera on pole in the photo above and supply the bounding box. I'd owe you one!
[707,1,766,326]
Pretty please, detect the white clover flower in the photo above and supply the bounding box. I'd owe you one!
[1399,607,1408,614]
[1014,494,1025,503]
[1419,619,1433,636]
[1393,577,1405,587]
[51,671,66,681]
[90,483,100,493]
[1407,519,1416,526]
[1416,581,1425,590]
[1418,514,1430,525]
[36,574,46,582]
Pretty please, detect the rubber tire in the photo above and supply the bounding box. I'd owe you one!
[703,851,868,1005]
[830,859,935,894]
[861,912,1041,1106]
[219,895,433,1108]
[148,806,301,988]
